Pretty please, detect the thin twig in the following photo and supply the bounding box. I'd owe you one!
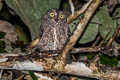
[98,25,112,47]
[67,0,93,24]
[71,46,120,53]
[71,47,101,53]
[90,21,102,25]
[92,36,101,47]
[106,24,120,47]
[68,0,75,15]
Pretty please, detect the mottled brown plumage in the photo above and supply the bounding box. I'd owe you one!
[38,9,69,54]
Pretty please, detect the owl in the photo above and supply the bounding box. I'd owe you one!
[38,9,69,54]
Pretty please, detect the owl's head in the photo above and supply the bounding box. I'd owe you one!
[43,9,67,23]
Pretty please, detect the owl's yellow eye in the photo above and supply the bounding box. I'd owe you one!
[59,14,64,19]
[50,12,55,17]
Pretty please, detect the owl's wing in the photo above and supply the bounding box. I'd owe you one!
[39,26,44,39]
[29,25,44,48]
[63,23,70,37]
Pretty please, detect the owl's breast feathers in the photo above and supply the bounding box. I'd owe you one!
[38,25,68,52]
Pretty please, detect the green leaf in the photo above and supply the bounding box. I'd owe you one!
[69,14,85,33]
[69,15,99,44]
[79,16,99,44]
[96,6,117,40]
[5,0,60,39]
[0,48,7,53]
[0,32,6,39]
[69,19,79,33]
[29,71,38,80]
[99,55,118,66]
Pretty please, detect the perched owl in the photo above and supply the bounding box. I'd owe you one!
[37,9,69,54]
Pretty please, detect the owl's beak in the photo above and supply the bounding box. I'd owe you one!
[55,18,58,22]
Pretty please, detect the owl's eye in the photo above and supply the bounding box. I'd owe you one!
[50,12,55,17]
[59,14,64,19]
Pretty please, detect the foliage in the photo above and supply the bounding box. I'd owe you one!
[0,0,120,79]
[69,15,99,44]
[29,71,38,80]
[5,0,60,39]
[97,6,117,40]
[99,55,118,66]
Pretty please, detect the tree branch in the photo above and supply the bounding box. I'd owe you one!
[0,0,104,79]
[71,46,120,55]
[67,0,93,24]
[57,0,102,69]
